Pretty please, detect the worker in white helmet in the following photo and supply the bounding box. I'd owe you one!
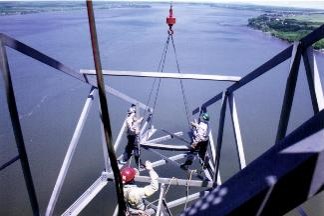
[119,104,144,168]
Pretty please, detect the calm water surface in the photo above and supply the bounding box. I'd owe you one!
[0,3,323,216]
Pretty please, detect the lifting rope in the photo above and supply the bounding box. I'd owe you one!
[146,4,191,128]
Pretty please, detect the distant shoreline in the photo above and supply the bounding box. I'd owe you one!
[0,2,151,16]
[248,13,324,50]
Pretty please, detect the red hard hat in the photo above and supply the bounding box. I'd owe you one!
[120,167,136,183]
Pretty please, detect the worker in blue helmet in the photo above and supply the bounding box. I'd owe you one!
[181,112,210,170]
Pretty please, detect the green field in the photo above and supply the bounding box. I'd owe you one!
[248,13,324,50]
[294,14,324,23]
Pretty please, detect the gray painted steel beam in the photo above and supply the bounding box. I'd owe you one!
[156,183,166,216]
[213,91,227,182]
[302,47,324,113]
[0,155,19,171]
[228,93,246,169]
[276,42,302,142]
[100,117,110,172]
[148,154,186,169]
[46,88,95,216]
[141,127,157,142]
[192,45,293,114]
[143,132,183,144]
[107,173,214,187]
[0,41,40,215]
[300,24,324,48]
[143,148,209,181]
[0,33,150,111]
[208,130,222,185]
[162,129,191,144]
[181,110,324,216]
[208,130,216,166]
[81,69,241,82]
[167,190,210,209]
[114,117,127,152]
[61,172,109,216]
[141,143,191,151]
[227,45,293,94]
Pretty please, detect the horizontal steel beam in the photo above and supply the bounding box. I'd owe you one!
[81,69,241,82]
[61,172,109,216]
[144,147,208,181]
[148,153,186,169]
[181,110,324,216]
[162,129,191,144]
[143,131,184,144]
[107,173,214,187]
[143,128,158,142]
[141,142,191,151]
[167,190,211,209]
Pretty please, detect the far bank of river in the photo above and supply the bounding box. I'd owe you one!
[248,13,324,50]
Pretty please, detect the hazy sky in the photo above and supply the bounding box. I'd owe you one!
[103,0,324,9]
[0,0,323,9]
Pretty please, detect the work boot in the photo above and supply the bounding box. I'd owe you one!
[180,160,192,170]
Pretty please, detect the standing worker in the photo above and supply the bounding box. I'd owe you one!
[119,104,144,168]
[180,113,210,170]
[121,161,159,215]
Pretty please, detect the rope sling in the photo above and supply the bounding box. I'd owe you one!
[145,6,191,129]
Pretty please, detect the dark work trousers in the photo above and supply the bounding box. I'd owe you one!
[184,140,209,166]
[123,135,140,165]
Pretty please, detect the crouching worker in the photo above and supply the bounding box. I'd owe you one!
[119,104,144,167]
[121,161,159,215]
[181,112,210,170]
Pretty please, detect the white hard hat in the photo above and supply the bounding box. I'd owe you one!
[128,106,136,114]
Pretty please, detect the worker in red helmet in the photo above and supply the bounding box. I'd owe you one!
[121,161,159,215]
[119,104,144,168]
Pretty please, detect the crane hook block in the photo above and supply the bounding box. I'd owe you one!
[166,5,176,28]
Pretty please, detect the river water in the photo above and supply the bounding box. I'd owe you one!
[0,2,323,216]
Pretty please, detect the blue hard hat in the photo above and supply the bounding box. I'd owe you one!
[201,113,210,121]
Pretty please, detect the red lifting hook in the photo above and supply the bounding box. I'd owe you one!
[166,4,176,35]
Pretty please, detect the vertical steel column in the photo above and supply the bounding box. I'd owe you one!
[0,41,39,215]
[99,110,110,171]
[302,47,324,113]
[86,2,125,214]
[213,91,227,183]
[114,117,127,151]
[156,183,166,216]
[208,130,222,185]
[46,88,95,216]
[208,130,216,166]
[228,93,246,169]
[276,42,302,142]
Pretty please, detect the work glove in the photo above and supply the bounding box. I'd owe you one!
[145,161,153,171]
